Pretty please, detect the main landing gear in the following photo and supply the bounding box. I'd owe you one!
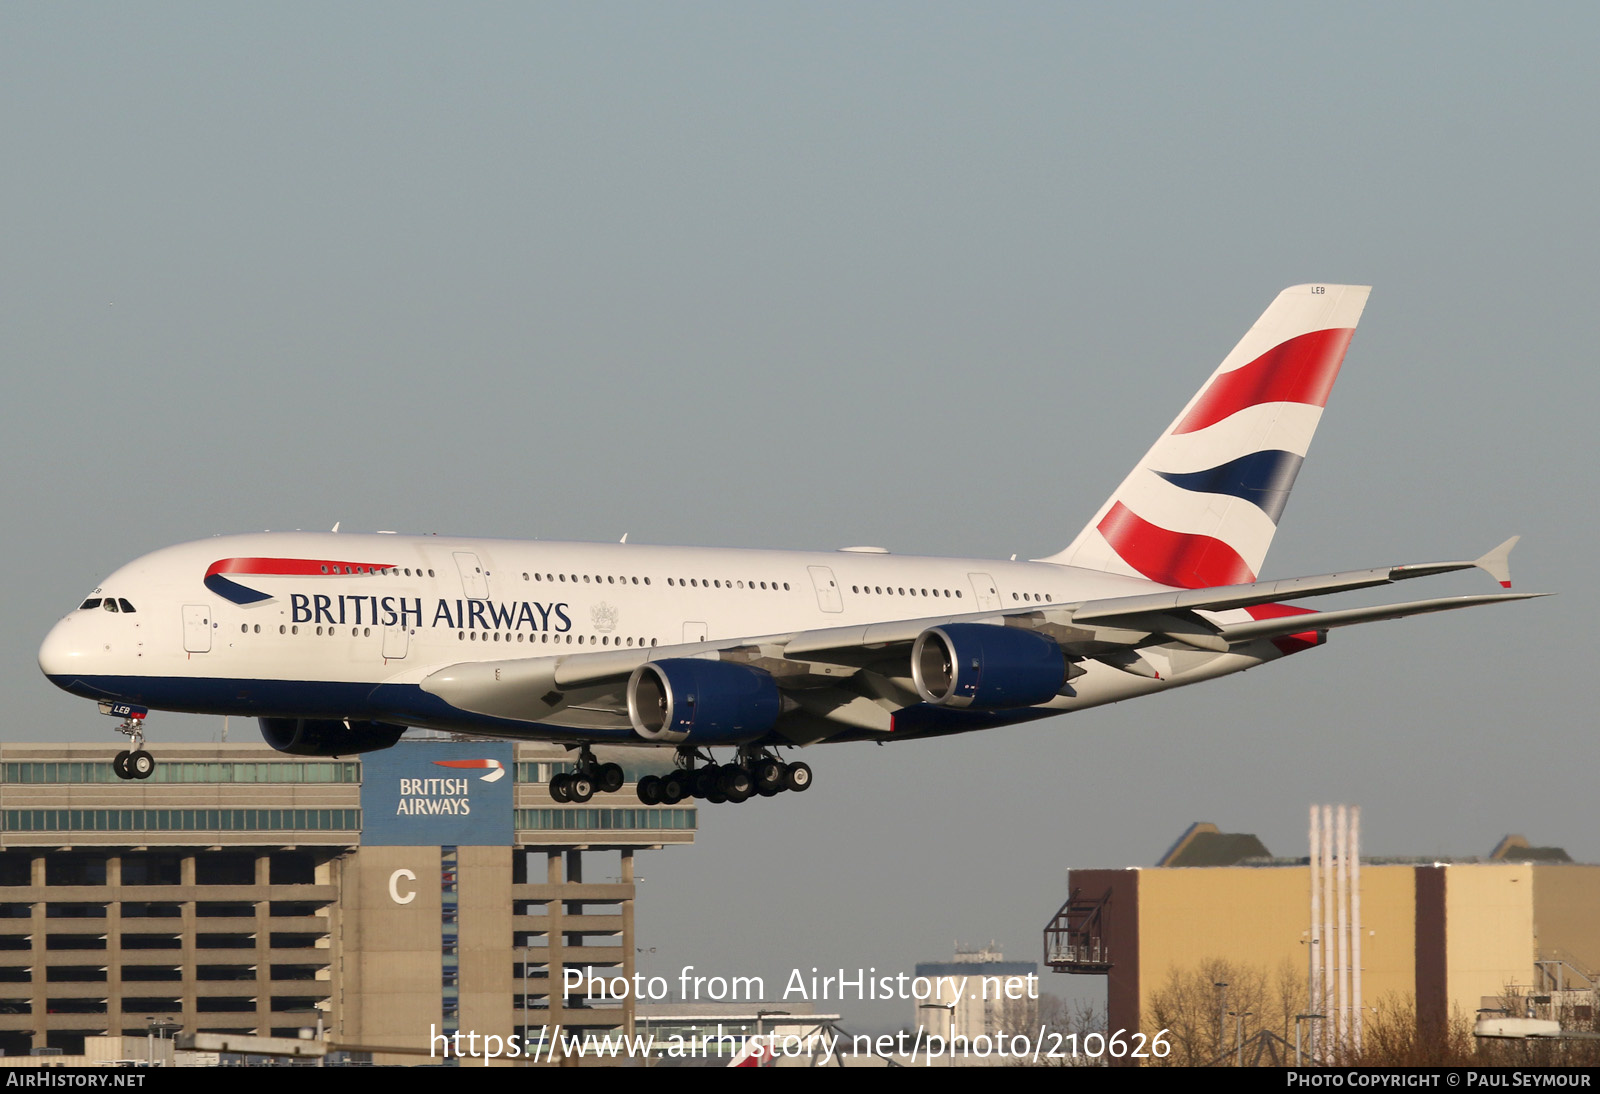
[544,745,811,807]
[548,746,624,805]
[100,701,157,781]
[635,747,811,806]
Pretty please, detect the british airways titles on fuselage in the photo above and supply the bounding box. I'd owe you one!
[288,592,572,634]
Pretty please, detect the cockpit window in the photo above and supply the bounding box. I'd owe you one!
[79,599,102,610]
[103,600,120,613]
[117,599,136,613]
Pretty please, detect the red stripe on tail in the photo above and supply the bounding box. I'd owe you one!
[1097,501,1256,589]
[1173,327,1354,434]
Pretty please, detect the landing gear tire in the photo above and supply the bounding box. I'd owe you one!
[660,772,688,804]
[637,775,663,805]
[691,768,717,799]
[568,773,595,803]
[753,758,785,793]
[718,764,753,798]
[785,761,812,793]
[113,751,132,780]
[128,751,155,780]
[597,763,625,794]
[550,774,573,803]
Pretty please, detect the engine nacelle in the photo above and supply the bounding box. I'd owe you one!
[911,623,1066,710]
[258,717,406,757]
[627,659,781,745]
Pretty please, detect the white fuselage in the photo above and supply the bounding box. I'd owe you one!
[39,531,1282,747]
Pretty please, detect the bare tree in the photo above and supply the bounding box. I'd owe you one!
[1143,957,1306,1066]
[1027,991,1109,1067]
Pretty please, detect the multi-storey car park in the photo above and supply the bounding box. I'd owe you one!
[0,739,694,1061]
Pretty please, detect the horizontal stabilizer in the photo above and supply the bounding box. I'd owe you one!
[1217,592,1545,644]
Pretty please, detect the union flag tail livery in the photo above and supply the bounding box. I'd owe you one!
[1044,284,1370,589]
[39,284,1540,802]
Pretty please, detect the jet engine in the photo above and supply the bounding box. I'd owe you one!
[627,659,781,745]
[911,623,1066,710]
[259,717,406,757]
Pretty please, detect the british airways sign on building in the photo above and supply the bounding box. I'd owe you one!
[362,743,515,846]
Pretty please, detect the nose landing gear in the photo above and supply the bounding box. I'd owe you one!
[100,701,156,781]
[113,749,155,780]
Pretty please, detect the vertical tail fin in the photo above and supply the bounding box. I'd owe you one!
[1038,284,1371,587]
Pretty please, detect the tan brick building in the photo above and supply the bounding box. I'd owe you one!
[1046,822,1600,1058]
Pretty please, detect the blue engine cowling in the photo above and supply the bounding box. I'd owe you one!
[627,659,781,745]
[259,717,406,757]
[911,623,1066,710]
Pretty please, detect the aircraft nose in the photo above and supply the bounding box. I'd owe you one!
[39,616,90,688]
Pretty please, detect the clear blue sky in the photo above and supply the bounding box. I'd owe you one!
[2,4,1593,1028]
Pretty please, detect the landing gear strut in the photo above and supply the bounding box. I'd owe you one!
[100,701,156,781]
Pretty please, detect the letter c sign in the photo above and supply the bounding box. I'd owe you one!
[389,868,417,905]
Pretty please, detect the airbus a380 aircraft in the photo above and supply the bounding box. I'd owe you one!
[39,285,1540,804]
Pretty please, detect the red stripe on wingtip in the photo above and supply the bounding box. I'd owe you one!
[1500,580,1512,589]
[1174,327,1355,434]
[1098,501,1256,589]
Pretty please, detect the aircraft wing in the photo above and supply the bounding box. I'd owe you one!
[1066,535,1522,623]
[1212,592,1541,643]
[417,538,1541,738]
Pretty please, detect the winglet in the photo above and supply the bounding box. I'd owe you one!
[1475,535,1520,589]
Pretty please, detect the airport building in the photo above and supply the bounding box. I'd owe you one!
[913,945,1038,1046]
[0,739,696,1062]
[1045,819,1600,1062]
